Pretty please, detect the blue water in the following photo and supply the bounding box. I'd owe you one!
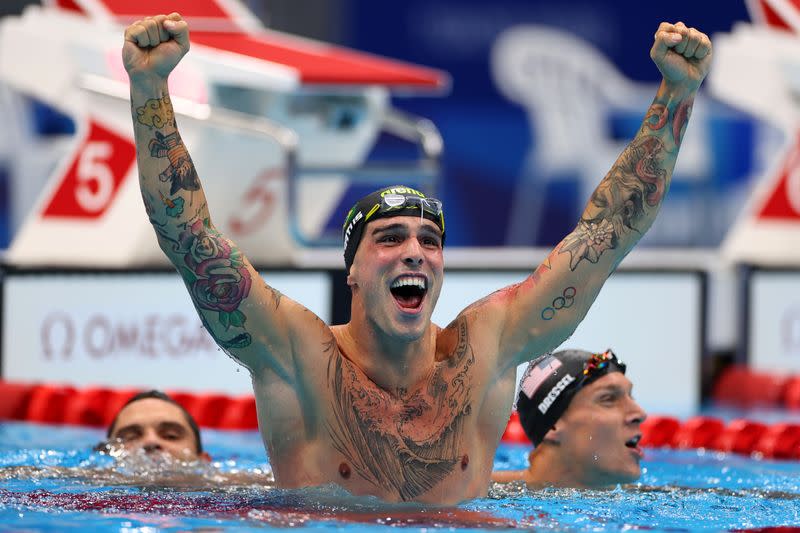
[2,421,800,531]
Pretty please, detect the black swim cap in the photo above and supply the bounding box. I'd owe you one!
[342,185,445,274]
[516,349,626,446]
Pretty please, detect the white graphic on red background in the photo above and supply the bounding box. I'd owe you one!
[43,119,136,219]
[757,134,800,220]
[743,1,800,220]
[749,0,800,32]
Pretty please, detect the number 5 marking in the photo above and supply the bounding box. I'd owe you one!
[43,119,136,219]
[75,141,114,213]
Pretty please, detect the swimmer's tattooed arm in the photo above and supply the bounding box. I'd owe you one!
[129,92,253,351]
[125,18,301,373]
[475,24,711,370]
[559,23,711,271]
[558,89,690,271]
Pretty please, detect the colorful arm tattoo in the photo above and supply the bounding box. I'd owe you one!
[134,95,201,215]
[133,95,252,350]
[558,90,694,271]
[175,218,253,349]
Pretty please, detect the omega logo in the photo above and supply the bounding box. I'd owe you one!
[41,312,217,360]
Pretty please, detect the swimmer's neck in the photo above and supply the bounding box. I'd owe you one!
[333,319,438,393]
[525,446,614,490]
[523,445,581,489]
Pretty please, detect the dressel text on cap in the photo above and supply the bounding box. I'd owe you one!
[538,373,576,414]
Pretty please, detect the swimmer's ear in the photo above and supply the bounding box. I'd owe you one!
[200,451,211,462]
[541,424,562,445]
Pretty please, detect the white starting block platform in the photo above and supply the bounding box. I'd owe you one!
[0,0,448,268]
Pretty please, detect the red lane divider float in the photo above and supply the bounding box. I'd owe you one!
[673,416,726,449]
[712,365,797,409]
[783,377,800,410]
[0,382,35,420]
[26,385,77,425]
[0,381,260,431]
[639,415,800,460]
[218,396,259,430]
[2,380,800,460]
[62,387,114,427]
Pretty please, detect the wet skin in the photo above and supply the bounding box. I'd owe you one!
[108,398,202,460]
[543,372,647,487]
[346,217,444,343]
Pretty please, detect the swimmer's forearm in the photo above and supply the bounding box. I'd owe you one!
[558,80,696,272]
[129,81,259,353]
[130,80,212,245]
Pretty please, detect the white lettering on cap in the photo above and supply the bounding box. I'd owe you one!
[537,373,576,414]
[343,211,363,250]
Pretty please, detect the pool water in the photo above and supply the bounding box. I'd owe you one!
[2,421,800,531]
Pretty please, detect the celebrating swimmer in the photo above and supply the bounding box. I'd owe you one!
[492,349,646,488]
[123,15,711,503]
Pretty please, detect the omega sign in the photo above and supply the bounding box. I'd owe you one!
[41,311,217,360]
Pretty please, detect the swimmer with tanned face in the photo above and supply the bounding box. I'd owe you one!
[102,390,209,461]
[492,350,647,488]
[123,14,711,503]
[0,390,272,488]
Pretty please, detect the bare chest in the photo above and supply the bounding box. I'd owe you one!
[323,319,481,501]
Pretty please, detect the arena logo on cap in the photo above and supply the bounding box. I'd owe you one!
[380,186,425,198]
[343,210,363,250]
[538,373,576,414]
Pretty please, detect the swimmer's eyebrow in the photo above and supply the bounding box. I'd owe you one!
[418,223,443,238]
[372,222,442,238]
[157,421,187,435]
[112,423,143,439]
[595,383,635,398]
[594,384,625,396]
[371,223,407,235]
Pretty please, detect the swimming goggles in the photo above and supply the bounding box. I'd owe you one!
[373,193,443,221]
[582,349,626,379]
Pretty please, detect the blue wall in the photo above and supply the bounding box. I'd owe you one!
[337,0,756,247]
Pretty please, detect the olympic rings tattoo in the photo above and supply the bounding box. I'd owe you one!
[541,287,577,321]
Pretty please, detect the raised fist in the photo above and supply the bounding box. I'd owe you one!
[650,22,712,91]
[123,13,190,82]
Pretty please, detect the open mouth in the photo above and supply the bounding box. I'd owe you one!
[625,435,642,450]
[390,275,427,311]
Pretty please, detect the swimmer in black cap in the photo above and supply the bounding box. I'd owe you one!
[123,13,710,503]
[492,349,647,488]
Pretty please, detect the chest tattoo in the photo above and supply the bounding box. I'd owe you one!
[326,318,475,500]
